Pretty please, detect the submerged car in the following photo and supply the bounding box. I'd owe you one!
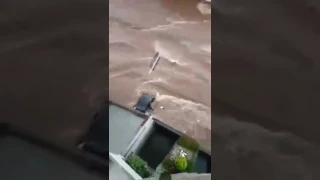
[133,93,155,115]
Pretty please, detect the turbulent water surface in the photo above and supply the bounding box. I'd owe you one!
[111,0,320,179]
[109,0,212,151]
[1,0,320,179]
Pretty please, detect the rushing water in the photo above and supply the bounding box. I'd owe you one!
[109,0,212,152]
[2,0,320,179]
[109,0,320,179]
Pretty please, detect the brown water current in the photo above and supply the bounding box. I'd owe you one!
[109,0,212,151]
[110,0,320,179]
[1,0,320,179]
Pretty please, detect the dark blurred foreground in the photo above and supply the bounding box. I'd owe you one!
[212,0,320,179]
[0,0,108,147]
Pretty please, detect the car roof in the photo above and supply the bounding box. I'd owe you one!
[136,94,153,109]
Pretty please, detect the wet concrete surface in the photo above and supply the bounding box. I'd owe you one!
[212,0,320,179]
[0,0,108,147]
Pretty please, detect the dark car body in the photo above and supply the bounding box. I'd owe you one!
[134,93,155,115]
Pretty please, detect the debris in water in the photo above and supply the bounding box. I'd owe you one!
[197,2,211,15]
[149,52,161,74]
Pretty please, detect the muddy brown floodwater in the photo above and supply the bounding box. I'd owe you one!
[109,0,212,151]
[1,0,320,179]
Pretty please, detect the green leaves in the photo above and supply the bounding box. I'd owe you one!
[176,135,200,152]
[175,156,188,171]
[126,154,151,178]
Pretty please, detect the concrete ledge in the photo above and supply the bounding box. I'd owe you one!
[171,173,211,180]
[109,153,142,180]
[124,116,154,158]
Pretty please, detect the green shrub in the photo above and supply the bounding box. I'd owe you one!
[163,157,175,170]
[176,135,200,173]
[126,154,151,178]
[176,135,200,152]
[175,156,188,171]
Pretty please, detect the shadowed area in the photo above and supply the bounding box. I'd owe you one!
[213,0,320,179]
[0,0,108,147]
[213,0,320,144]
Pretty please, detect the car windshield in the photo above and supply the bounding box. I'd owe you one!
[136,95,151,110]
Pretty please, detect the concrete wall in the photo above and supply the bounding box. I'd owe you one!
[109,105,144,155]
[109,153,141,180]
[124,116,155,158]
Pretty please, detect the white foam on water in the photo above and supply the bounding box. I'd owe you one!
[109,70,129,79]
[180,41,199,53]
[156,93,208,110]
[197,2,212,15]
[200,44,211,53]
[165,17,199,24]
[139,57,153,60]
[141,77,168,85]
[155,92,210,121]
[153,41,187,66]
[141,24,178,31]
[135,83,208,113]
[180,41,211,55]
[140,19,199,32]
[168,20,199,25]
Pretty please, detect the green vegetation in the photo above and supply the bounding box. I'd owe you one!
[175,156,188,171]
[176,135,200,172]
[126,154,151,178]
[162,157,176,172]
[159,135,201,176]
[176,135,200,152]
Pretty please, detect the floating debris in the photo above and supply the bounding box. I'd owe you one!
[149,52,161,74]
